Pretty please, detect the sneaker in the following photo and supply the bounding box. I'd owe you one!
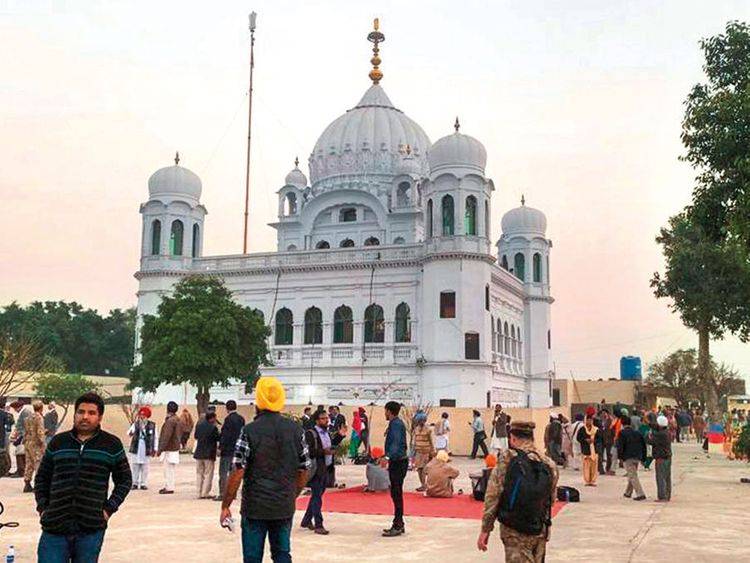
[633,495,646,501]
[382,527,405,537]
[158,489,174,495]
[131,484,139,490]
[301,522,314,530]
[140,485,148,490]
[623,493,632,498]
[314,527,330,535]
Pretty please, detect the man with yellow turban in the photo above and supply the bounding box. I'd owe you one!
[220,377,311,562]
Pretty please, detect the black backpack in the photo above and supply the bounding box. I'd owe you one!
[498,449,553,535]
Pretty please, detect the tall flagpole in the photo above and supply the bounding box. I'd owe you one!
[243,12,257,254]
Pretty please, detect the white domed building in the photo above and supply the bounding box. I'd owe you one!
[135,24,554,408]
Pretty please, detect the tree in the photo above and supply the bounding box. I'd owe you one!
[0,301,136,376]
[645,349,701,408]
[682,21,750,247]
[0,334,50,397]
[34,373,102,430]
[131,276,270,413]
[651,213,748,415]
[645,349,745,410]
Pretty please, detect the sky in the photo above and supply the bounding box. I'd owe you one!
[2,0,750,383]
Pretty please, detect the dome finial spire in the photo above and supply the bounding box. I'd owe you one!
[174,151,180,165]
[294,156,299,168]
[454,117,460,132]
[367,18,385,85]
[521,194,525,206]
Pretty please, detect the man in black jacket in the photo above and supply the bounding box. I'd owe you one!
[35,392,132,562]
[194,412,220,499]
[300,409,348,534]
[220,377,310,563]
[616,415,647,501]
[216,400,245,501]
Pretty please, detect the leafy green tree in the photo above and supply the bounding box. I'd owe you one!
[651,213,749,416]
[34,373,102,429]
[0,301,135,376]
[683,21,750,246]
[131,276,270,413]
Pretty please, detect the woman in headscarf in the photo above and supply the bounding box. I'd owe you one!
[348,409,362,459]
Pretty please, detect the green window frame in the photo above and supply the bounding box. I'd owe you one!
[333,305,353,344]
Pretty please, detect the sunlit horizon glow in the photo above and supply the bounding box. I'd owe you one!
[2,1,750,383]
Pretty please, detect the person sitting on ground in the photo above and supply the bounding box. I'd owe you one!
[424,450,459,498]
[365,446,390,492]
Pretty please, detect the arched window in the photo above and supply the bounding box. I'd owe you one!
[496,318,502,352]
[491,315,496,353]
[304,307,323,345]
[393,237,405,245]
[504,321,510,355]
[364,237,380,246]
[546,255,550,284]
[340,238,355,248]
[533,253,542,282]
[427,199,433,237]
[511,325,517,358]
[484,200,490,238]
[315,240,330,249]
[284,193,297,215]
[150,219,161,255]
[395,303,411,343]
[465,195,477,236]
[333,305,353,344]
[396,182,410,207]
[169,220,184,256]
[286,244,298,251]
[253,309,265,324]
[364,304,385,343]
[274,308,293,345]
[514,252,525,281]
[485,284,490,311]
[501,255,508,270]
[441,195,454,236]
[192,223,200,258]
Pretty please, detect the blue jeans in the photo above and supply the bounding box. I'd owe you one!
[300,474,326,528]
[38,529,106,562]
[241,517,292,563]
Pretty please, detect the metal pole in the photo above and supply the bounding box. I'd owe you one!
[243,14,257,254]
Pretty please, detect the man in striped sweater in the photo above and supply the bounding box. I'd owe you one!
[34,392,132,562]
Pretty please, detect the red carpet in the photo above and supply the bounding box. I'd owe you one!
[296,485,566,520]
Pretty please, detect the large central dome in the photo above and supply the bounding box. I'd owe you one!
[308,84,431,186]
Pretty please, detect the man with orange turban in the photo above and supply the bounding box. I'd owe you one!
[220,377,311,562]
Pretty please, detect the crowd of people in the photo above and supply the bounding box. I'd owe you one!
[4,390,748,562]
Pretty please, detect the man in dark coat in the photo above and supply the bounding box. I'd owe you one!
[616,416,647,501]
[194,412,220,499]
[216,400,245,501]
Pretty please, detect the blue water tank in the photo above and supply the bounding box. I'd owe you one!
[620,356,642,381]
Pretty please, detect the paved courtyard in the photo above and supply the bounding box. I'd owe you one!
[1,442,748,561]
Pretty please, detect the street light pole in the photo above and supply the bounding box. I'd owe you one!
[242,12,257,254]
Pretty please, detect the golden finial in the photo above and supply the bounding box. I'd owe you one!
[521,194,526,206]
[367,18,385,84]
[405,144,412,156]
[174,151,180,165]
[294,156,299,168]
[454,117,460,132]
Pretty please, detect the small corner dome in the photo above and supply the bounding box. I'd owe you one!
[428,128,487,175]
[501,201,547,236]
[284,162,308,189]
[396,148,422,177]
[148,157,202,201]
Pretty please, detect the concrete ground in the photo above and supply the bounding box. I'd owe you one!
[1,441,748,562]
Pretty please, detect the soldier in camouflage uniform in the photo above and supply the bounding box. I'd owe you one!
[23,400,47,492]
[478,421,559,563]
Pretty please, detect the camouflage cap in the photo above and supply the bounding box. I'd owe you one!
[509,421,536,436]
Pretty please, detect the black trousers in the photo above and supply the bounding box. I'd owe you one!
[388,458,408,529]
[471,433,489,459]
[599,445,613,473]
